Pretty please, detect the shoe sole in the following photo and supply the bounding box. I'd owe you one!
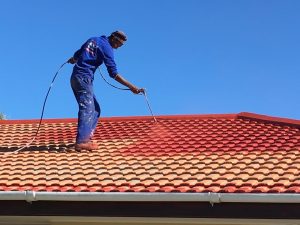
[75,146,98,151]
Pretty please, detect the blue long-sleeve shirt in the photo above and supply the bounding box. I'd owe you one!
[72,36,118,79]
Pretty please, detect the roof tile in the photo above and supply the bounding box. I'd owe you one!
[0,113,299,193]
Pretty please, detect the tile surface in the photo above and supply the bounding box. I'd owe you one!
[0,113,299,193]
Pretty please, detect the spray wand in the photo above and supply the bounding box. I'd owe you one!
[140,89,157,123]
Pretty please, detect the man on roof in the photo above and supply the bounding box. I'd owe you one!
[68,31,143,151]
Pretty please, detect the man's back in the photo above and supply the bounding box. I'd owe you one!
[73,36,117,78]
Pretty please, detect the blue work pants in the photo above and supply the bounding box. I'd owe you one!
[70,73,100,144]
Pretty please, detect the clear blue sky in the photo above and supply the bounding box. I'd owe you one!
[1,0,299,120]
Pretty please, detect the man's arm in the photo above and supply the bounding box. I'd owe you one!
[101,41,143,94]
[114,74,144,94]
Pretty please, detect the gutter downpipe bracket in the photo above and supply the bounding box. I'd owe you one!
[208,192,221,206]
[25,190,36,203]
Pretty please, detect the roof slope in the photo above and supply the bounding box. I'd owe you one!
[0,112,299,193]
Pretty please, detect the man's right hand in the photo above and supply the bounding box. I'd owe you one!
[67,57,77,64]
[115,74,144,94]
[130,86,145,94]
[139,88,145,94]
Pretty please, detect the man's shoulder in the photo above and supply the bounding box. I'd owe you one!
[93,36,108,45]
[87,35,106,42]
[97,36,113,52]
[94,35,108,42]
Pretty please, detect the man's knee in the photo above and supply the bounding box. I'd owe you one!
[78,94,94,110]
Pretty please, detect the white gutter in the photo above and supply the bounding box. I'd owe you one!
[0,191,299,204]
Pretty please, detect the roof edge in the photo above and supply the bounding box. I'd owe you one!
[237,112,300,128]
[0,191,299,204]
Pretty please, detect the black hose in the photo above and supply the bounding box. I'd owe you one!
[4,62,67,155]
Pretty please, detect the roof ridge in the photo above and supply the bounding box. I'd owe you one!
[101,113,237,121]
[0,118,77,124]
[237,112,300,128]
[0,114,238,124]
[1,113,299,127]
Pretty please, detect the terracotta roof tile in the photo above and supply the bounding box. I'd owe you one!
[0,112,299,193]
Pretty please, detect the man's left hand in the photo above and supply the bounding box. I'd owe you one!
[67,57,77,64]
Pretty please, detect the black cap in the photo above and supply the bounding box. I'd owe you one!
[111,30,127,41]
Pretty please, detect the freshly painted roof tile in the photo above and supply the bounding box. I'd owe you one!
[0,112,299,193]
